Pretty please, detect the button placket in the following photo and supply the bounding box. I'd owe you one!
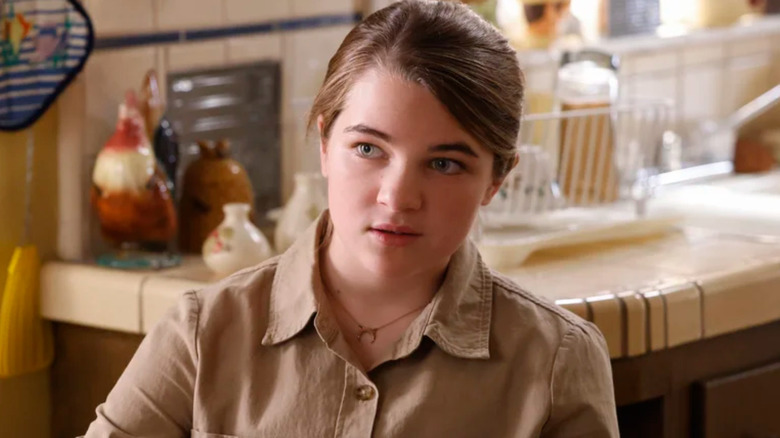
[334,364,379,438]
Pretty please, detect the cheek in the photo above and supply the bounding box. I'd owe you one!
[326,150,377,207]
[428,182,483,226]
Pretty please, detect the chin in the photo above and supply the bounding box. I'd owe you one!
[363,256,420,278]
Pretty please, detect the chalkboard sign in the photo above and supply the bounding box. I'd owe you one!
[607,0,661,37]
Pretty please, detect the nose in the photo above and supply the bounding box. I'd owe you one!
[376,164,423,212]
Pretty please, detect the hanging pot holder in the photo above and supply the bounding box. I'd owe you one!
[0,0,93,131]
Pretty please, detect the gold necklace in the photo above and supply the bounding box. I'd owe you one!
[330,293,428,344]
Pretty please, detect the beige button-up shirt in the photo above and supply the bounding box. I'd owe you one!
[85,213,619,437]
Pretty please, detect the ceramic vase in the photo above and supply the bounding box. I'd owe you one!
[202,203,272,276]
[274,172,328,253]
[179,140,255,253]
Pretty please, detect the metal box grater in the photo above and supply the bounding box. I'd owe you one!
[166,62,281,226]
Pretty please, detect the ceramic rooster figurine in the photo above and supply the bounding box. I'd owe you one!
[91,90,177,251]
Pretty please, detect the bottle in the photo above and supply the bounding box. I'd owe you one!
[202,203,272,276]
[153,116,180,188]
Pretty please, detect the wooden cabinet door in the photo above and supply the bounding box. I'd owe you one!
[695,361,780,438]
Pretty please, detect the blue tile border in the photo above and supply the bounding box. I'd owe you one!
[94,12,362,50]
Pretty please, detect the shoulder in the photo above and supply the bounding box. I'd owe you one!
[188,256,282,329]
[488,268,607,355]
[490,269,593,332]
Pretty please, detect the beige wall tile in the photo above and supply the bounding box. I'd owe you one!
[281,96,319,201]
[365,0,397,14]
[84,47,159,156]
[85,0,155,35]
[156,0,225,30]
[682,42,724,66]
[728,36,772,58]
[57,75,88,262]
[723,52,772,116]
[281,25,351,198]
[166,41,228,73]
[682,62,722,122]
[292,0,358,17]
[628,71,677,104]
[622,50,677,75]
[224,0,290,24]
[226,34,283,63]
[285,25,352,99]
[155,48,169,105]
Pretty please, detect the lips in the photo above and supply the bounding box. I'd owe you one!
[368,223,422,247]
[370,223,421,236]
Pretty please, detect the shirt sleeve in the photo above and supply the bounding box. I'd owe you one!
[542,321,620,437]
[83,291,200,438]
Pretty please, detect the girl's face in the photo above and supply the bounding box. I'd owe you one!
[319,69,506,278]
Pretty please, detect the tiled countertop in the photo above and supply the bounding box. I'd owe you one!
[40,171,780,359]
[41,256,216,334]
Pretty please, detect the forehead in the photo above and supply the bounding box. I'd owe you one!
[335,69,481,149]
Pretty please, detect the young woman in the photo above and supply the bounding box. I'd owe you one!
[86,1,618,436]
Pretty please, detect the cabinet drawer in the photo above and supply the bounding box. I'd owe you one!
[695,361,780,438]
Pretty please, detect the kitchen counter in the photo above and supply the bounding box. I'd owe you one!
[41,170,780,438]
[41,171,780,360]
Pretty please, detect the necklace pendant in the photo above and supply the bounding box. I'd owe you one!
[357,327,378,344]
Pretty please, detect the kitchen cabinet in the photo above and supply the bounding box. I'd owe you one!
[615,320,780,438]
[693,361,780,438]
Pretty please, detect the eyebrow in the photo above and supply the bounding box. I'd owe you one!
[344,124,392,142]
[344,123,479,158]
[429,143,478,158]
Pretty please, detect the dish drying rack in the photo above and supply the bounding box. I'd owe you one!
[475,98,678,268]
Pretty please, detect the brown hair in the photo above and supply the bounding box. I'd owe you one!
[307,0,524,178]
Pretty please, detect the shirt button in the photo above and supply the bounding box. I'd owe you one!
[355,385,376,401]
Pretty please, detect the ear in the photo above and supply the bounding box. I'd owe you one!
[480,153,519,206]
[318,115,328,178]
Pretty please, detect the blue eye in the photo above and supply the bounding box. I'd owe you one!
[430,158,463,175]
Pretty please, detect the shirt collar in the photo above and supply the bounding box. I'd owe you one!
[261,211,493,360]
[260,212,325,347]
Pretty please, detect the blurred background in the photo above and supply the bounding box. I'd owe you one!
[0,0,779,437]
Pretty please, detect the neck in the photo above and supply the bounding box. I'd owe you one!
[319,231,446,324]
